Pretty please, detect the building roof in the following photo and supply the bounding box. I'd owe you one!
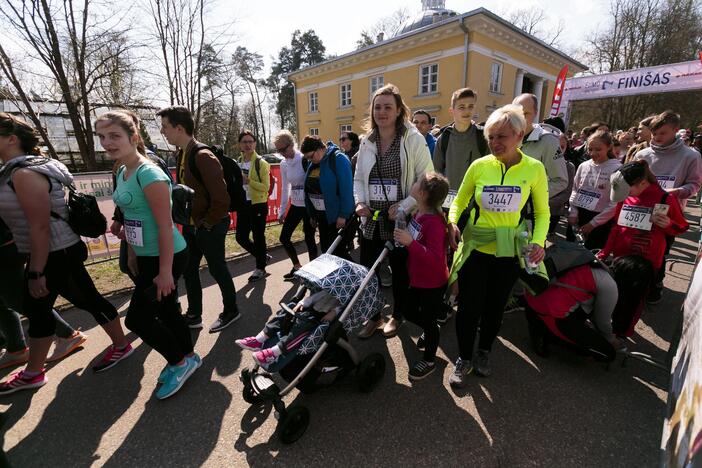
[397,7,458,36]
[288,7,587,81]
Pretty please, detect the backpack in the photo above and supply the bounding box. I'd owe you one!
[129,163,194,226]
[188,143,246,212]
[253,156,275,197]
[438,123,489,160]
[6,159,106,238]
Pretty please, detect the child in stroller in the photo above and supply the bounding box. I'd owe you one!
[236,290,341,367]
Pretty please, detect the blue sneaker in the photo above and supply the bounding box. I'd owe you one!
[156,359,198,400]
[158,354,201,384]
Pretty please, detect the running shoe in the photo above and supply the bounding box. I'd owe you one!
[92,343,134,373]
[156,358,198,400]
[158,354,201,384]
[252,348,278,366]
[0,370,47,395]
[448,357,473,388]
[408,360,436,381]
[235,336,264,351]
[184,315,203,329]
[383,317,401,337]
[283,267,300,281]
[474,350,492,377]
[357,318,382,339]
[248,269,267,282]
[0,348,29,370]
[209,310,241,333]
[47,331,87,363]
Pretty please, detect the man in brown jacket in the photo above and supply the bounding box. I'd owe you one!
[158,106,240,333]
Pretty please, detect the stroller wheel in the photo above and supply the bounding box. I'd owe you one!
[356,353,386,393]
[242,383,262,405]
[278,406,310,444]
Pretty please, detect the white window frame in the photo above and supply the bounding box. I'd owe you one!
[309,128,319,137]
[490,62,503,94]
[419,63,439,95]
[340,83,352,107]
[369,75,384,96]
[340,124,352,133]
[309,91,318,112]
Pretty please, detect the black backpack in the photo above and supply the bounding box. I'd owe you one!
[6,158,106,238]
[187,143,246,212]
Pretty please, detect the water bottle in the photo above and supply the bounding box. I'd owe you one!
[395,207,407,247]
[573,226,585,245]
[520,231,539,274]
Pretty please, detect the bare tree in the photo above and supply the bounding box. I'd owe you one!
[0,0,136,170]
[505,6,565,47]
[232,46,268,152]
[356,7,411,49]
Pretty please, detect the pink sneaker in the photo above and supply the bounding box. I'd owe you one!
[252,348,279,366]
[92,343,134,373]
[235,336,263,351]
[0,370,47,395]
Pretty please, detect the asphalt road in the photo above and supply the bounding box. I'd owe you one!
[2,206,699,467]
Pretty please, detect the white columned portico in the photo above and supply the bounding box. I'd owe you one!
[514,69,525,98]
[533,77,544,121]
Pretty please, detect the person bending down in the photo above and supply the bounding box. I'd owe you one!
[236,290,341,366]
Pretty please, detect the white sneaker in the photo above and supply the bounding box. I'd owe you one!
[47,331,87,363]
[0,348,29,370]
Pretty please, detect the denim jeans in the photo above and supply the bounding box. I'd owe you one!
[182,217,238,316]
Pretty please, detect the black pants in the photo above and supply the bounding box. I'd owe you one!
[653,235,675,289]
[263,307,321,354]
[360,227,409,321]
[125,250,193,365]
[317,215,350,259]
[525,307,615,362]
[183,217,238,316]
[566,208,613,250]
[279,205,317,265]
[456,250,520,360]
[236,203,268,269]
[405,285,445,361]
[23,242,118,339]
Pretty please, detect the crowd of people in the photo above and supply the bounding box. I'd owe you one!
[0,80,700,398]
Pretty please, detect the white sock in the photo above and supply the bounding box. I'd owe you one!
[255,331,267,343]
[271,344,283,357]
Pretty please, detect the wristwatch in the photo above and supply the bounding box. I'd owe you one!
[26,270,44,280]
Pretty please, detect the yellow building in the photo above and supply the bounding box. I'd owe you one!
[288,2,587,140]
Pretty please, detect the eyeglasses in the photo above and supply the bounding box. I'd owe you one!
[339,137,348,142]
[276,143,291,154]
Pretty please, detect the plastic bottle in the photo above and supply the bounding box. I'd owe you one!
[520,231,539,274]
[395,207,407,247]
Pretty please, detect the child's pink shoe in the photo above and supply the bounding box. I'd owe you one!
[252,348,278,366]
[235,336,263,351]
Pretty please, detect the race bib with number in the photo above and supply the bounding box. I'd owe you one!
[572,189,602,211]
[309,194,325,211]
[408,218,422,240]
[618,205,652,231]
[442,189,458,210]
[369,178,398,202]
[124,219,144,247]
[291,184,304,203]
[243,184,251,201]
[657,175,676,190]
[481,186,522,212]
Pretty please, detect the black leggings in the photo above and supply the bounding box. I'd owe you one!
[125,249,193,365]
[23,242,118,339]
[360,227,409,321]
[525,307,615,362]
[405,285,445,361]
[317,215,350,259]
[456,250,520,360]
[566,208,613,250]
[236,202,268,269]
[279,205,317,265]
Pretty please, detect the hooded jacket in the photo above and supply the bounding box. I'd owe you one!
[304,143,354,225]
[521,123,569,212]
[0,155,79,253]
[432,123,487,189]
[634,137,702,201]
[354,121,433,214]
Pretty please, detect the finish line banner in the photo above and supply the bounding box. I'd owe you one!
[558,60,702,123]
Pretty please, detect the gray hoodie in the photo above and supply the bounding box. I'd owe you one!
[635,137,702,200]
[432,123,486,190]
[0,156,78,253]
[521,124,569,212]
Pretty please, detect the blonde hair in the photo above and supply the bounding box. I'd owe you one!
[273,129,296,148]
[484,104,527,139]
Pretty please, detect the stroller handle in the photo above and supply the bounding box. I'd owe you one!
[326,214,361,256]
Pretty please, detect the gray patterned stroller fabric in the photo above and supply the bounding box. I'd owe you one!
[293,254,384,355]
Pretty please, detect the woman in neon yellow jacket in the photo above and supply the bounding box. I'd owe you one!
[446,104,549,387]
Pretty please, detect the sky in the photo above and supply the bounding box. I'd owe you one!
[224,0,610,72]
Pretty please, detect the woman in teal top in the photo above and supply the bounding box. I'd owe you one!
[97,110,200,401]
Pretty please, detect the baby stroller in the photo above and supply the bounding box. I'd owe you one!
[239,219,390,444]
